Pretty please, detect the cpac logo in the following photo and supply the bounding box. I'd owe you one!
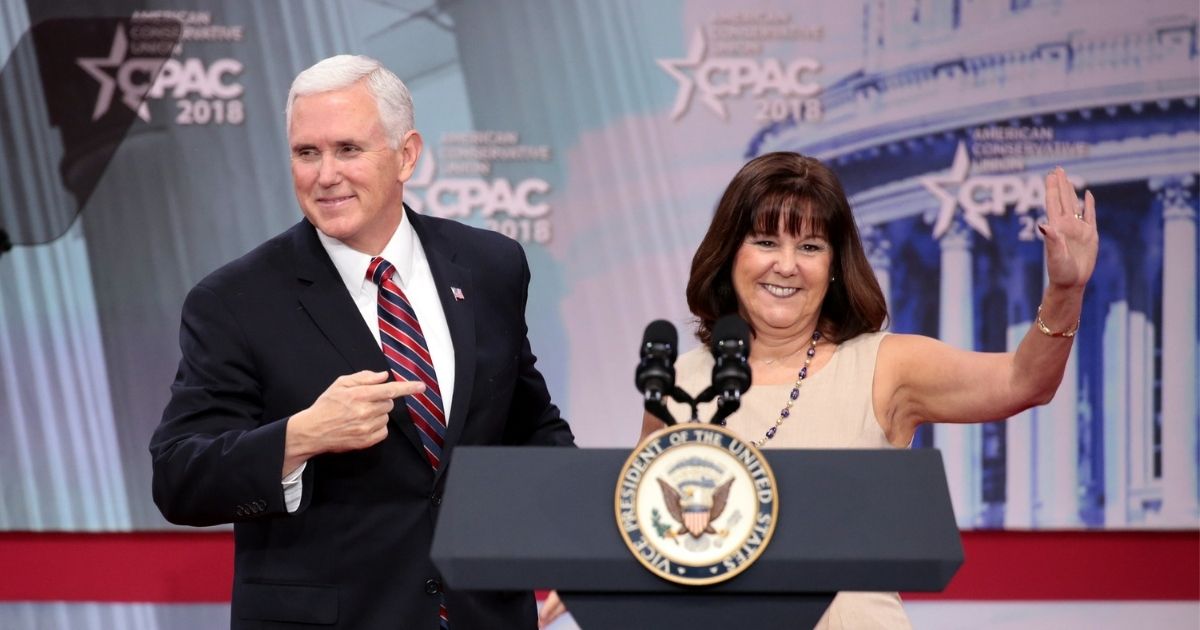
[657,29,821,121]
[405,153,549,219]
[922,142,1083,240]
[77,24,244,122]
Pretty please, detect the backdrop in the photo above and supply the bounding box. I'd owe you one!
[1,0,1197,627]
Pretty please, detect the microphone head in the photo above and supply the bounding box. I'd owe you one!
[636,319,679,398]
[710,314,751,397]
[642,319,678,361]
[712,314,750,350]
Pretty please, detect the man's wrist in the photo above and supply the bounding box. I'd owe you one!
[282,412,321,475]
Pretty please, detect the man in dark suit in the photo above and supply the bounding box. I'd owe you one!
[150,54,574,630]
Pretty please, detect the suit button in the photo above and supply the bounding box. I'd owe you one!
[424,579,441,595]
[431,494,442,506]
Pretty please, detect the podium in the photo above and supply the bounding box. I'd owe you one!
[431,447,962,629]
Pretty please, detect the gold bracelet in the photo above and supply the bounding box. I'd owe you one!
[1035,304,1079,338]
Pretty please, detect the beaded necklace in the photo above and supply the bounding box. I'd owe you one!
[751,331,821,448]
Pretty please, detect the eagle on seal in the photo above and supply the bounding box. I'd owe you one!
[656,477,734,538]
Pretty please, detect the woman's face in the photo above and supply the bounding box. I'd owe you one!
[732,219,833,340]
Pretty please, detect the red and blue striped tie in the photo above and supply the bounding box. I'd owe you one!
[366,256,447,469]
[367,257,451,629]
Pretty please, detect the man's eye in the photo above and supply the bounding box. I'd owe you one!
[338,146,362,157]
[295,149,319,161]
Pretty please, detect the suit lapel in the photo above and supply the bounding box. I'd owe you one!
[291,220,426,455]
[406,209,476,480]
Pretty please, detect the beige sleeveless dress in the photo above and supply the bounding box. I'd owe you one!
[664,332,912,630]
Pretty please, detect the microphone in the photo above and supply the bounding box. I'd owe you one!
[636,320,677,402]
[708,314,751,425]
[635,320,679,425]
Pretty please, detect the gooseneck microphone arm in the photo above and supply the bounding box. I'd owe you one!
[691,385,740,426]
[643,396,674,426]
[644,386,699,426]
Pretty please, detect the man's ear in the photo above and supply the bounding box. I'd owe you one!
[397,130,424,183]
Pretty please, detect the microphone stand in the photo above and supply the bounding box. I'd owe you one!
[644,385,743,428]
[692,386,741,426]
[643,386,696,427]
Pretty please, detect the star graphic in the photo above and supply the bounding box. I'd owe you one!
[76,24,127,121]
[922,141,991,239]
[656,29,724,121]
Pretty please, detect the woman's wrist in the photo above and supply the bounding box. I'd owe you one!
[1034,304,1079,338]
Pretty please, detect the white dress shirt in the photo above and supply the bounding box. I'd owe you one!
[284,215,456,511]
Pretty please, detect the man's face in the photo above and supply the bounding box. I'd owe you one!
[288,81,421,254]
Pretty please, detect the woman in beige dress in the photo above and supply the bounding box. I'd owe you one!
[651,152,1096,628]
[541,152,1097,628]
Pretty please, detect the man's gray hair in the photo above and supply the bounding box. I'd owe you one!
[285,54,414,148]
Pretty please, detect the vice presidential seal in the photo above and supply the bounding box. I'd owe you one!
[614,423,779,586]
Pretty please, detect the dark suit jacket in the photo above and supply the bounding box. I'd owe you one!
[150,209,575,629]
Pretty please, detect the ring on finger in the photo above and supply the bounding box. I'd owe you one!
[1074,212,1084,220]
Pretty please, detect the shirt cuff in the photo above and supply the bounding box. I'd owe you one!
[282,462,306,513]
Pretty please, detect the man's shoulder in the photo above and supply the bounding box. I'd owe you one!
[413,212,522,258]
[195,220,308,294]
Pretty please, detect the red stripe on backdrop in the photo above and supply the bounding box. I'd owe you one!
[0,530,1195,603]
[2,532,233,602]
[902,530,1200,601]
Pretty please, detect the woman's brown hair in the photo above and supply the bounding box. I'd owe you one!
[687,152,887,345]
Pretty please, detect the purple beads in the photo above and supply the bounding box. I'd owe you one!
[755,330,822,446]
